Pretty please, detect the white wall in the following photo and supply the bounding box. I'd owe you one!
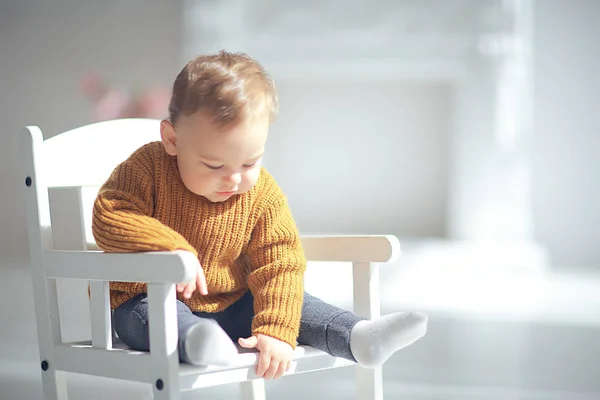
[0,1,183,263]
[266,80,452,238]
[532,0,600,267]
[265,0,600,266]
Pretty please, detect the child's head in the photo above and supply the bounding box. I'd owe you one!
[160,50,278,202]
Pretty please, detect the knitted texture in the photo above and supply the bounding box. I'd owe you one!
[92,141,306,347]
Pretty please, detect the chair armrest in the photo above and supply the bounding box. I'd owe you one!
[44,250,198,283]
[300,235,401,263]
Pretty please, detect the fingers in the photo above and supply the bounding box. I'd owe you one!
[238,336,258,349]
[182,281,195,299]
[256,351,270,378]
[196,265,208,295]
[177,265,207,299]
[274,361,288,379]
[263,358,290,379]
[264,360,280,380]
[239,336,268,377]
[240,334,292,380]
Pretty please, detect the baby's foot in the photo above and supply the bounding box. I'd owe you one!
[349,311,428,368]
[184,319,238,366]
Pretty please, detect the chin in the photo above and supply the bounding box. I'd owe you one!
[205,194,233,203]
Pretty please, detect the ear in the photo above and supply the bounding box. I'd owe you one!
[160,119,178,156]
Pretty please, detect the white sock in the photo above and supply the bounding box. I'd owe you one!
[349,311,428,368]
[184,319,239,366]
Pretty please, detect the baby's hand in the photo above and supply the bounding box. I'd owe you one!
[239,334,293,380]
[176,263,208,298]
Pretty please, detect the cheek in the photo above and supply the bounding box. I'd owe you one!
[179,162,211,189]
[244,168,261,187]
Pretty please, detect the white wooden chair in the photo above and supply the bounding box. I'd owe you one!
[20,119,401,400]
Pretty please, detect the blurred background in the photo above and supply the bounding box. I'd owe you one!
[1,0,599,399]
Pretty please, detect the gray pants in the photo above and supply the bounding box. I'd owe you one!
[113,291,363,363]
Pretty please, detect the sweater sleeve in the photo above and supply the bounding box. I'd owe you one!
[246,196,306,348]
[92,156,198,256]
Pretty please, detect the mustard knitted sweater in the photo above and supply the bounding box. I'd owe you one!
[92,142,306,347]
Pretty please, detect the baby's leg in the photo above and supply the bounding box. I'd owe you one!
[298,293,427,368]
[298,293,363,361]
[113,293,238,366]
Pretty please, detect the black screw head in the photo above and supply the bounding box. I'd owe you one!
[41,360,49,371]
[155,379,164,390]
[25,177,32,187]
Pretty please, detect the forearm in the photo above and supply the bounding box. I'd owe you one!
[249,264,305,348]
[92,190,197,255]
[245,178,306,347]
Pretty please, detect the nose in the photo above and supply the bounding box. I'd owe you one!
[223,172,242,187]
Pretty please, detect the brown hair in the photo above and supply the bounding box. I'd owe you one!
[168,50,278,126]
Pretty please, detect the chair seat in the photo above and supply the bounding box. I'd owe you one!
[57,340,355,391]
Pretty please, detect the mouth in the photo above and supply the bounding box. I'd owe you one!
[216,191,236,196]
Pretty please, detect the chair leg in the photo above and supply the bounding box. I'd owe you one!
[41,369,68,400]
[240,379,266,400]
[356,366,383,400]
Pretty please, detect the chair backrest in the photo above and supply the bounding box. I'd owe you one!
[21,119,162,346]
[35,118,162,188]
[23,118,161,249]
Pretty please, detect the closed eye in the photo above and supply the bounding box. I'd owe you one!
[242,162,258,168]
[204,163,223,170]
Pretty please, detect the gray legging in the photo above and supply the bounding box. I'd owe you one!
[113,290,364,363]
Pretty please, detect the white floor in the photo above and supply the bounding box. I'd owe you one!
[1,240,600,400]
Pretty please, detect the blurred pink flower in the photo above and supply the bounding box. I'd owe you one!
[79,73,170,121]
[133,87,172,119]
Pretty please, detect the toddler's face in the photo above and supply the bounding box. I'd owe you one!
[161,112,269,202]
